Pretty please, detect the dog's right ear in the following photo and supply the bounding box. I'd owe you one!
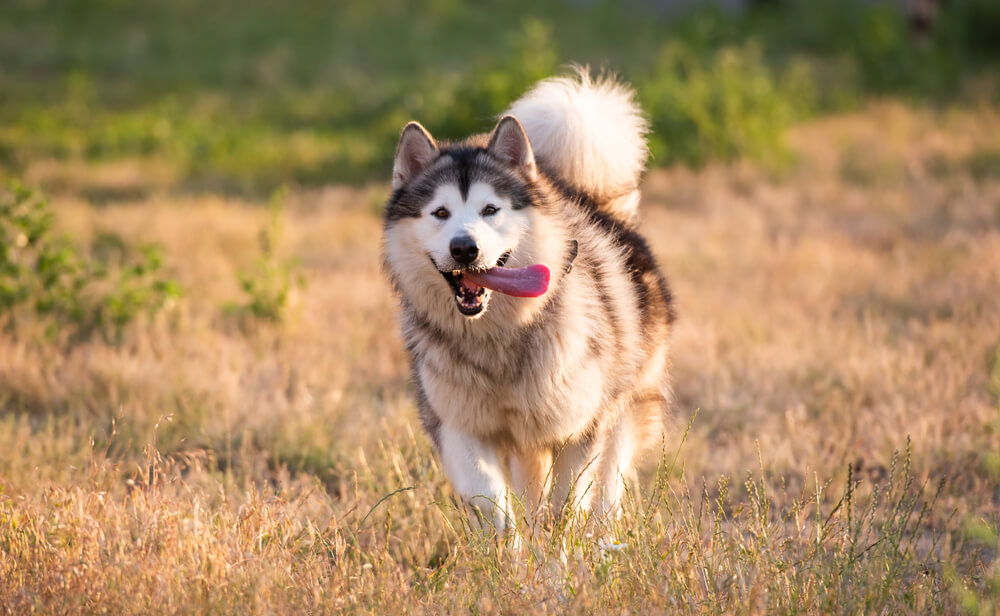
[393,122,438,190]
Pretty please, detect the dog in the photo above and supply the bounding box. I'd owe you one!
[382,71,674,532]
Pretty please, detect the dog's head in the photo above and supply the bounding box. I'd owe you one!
[383,117,559,323]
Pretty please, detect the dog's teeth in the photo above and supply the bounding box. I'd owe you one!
[452,270,460,276]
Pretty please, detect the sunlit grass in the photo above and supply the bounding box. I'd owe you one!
[0,102,998,613]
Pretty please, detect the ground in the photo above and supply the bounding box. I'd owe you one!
[1,102,999,614]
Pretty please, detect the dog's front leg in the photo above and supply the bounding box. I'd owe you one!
[438,424,510,533]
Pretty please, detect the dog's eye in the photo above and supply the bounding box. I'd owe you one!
[481,205,498,217]
[431,207,450,220]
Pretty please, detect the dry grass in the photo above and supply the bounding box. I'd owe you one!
[1,102,999,614]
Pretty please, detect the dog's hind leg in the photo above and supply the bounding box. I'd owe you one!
[550,406,648,519]
[550,436,602,514]
[509,447,553,523]
[592,414,640,519]
[438,424,511,533]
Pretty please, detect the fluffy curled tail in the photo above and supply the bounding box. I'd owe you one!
[505,68,649,221]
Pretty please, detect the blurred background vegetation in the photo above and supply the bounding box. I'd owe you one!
[1,0,998,195]
[2,4,999,611]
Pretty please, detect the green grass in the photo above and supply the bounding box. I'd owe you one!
[1,0,997,194]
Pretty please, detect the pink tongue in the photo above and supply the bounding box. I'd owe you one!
[463,264,550,298]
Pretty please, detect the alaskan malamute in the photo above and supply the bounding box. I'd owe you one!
[383,71,674,531]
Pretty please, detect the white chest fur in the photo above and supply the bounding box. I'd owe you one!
[413,307,608,449]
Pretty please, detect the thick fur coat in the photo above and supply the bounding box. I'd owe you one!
[383,72,674,530]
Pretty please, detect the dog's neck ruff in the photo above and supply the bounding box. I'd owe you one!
[563,239,579,274]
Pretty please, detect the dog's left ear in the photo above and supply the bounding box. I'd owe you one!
[487,115,537,181]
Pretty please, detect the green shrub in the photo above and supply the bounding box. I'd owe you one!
[639,41,810,169]
[0,183,180,342]
[0,0,997,192]
[226,187,304,324]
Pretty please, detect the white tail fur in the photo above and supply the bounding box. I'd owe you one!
[504,68,649,220]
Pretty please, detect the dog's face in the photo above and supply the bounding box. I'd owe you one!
[383,118,540,320]
[404,181,527,316]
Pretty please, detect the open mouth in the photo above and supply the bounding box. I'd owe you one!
[440,251,511,316]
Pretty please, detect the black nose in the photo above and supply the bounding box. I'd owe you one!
[449,235,479,266]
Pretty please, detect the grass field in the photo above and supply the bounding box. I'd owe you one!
[1,101,999,613]
[2,1,1000,614]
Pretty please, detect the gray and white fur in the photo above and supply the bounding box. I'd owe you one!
[383,71,674,531]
